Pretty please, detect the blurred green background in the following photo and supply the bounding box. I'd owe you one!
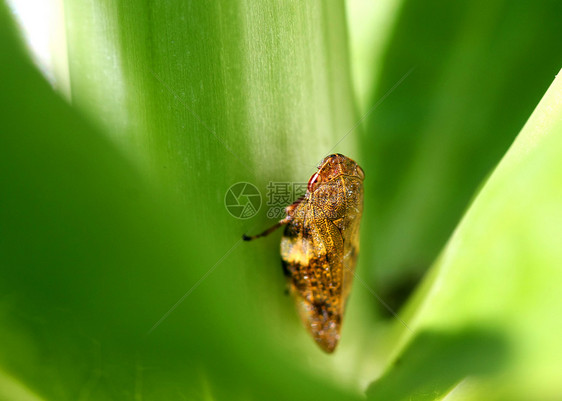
[1,0,561,400]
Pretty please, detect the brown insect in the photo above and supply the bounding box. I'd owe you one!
[243,153,364,353]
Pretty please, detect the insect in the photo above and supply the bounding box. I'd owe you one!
[243,154,364,353]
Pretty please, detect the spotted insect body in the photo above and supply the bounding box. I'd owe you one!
[244,154,364,353]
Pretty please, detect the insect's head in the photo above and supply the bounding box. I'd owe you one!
[307,153,365,192]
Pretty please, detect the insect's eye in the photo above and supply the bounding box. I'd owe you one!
[308,172,321,191]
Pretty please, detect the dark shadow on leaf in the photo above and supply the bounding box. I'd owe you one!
[376,270,423,318]
[367,327,509,401]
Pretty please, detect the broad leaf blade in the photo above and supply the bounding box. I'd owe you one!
[368,70,562,400]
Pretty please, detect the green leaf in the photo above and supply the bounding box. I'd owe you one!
[358,0,562,291]
[0,2,363,400]
[367,70,562,400]
[3,0,562,399]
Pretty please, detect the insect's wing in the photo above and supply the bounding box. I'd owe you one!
[281,202,344,353]
[339,176,363,305]
[312,175,363,310]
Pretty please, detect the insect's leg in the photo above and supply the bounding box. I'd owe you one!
[242,215,291,241]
